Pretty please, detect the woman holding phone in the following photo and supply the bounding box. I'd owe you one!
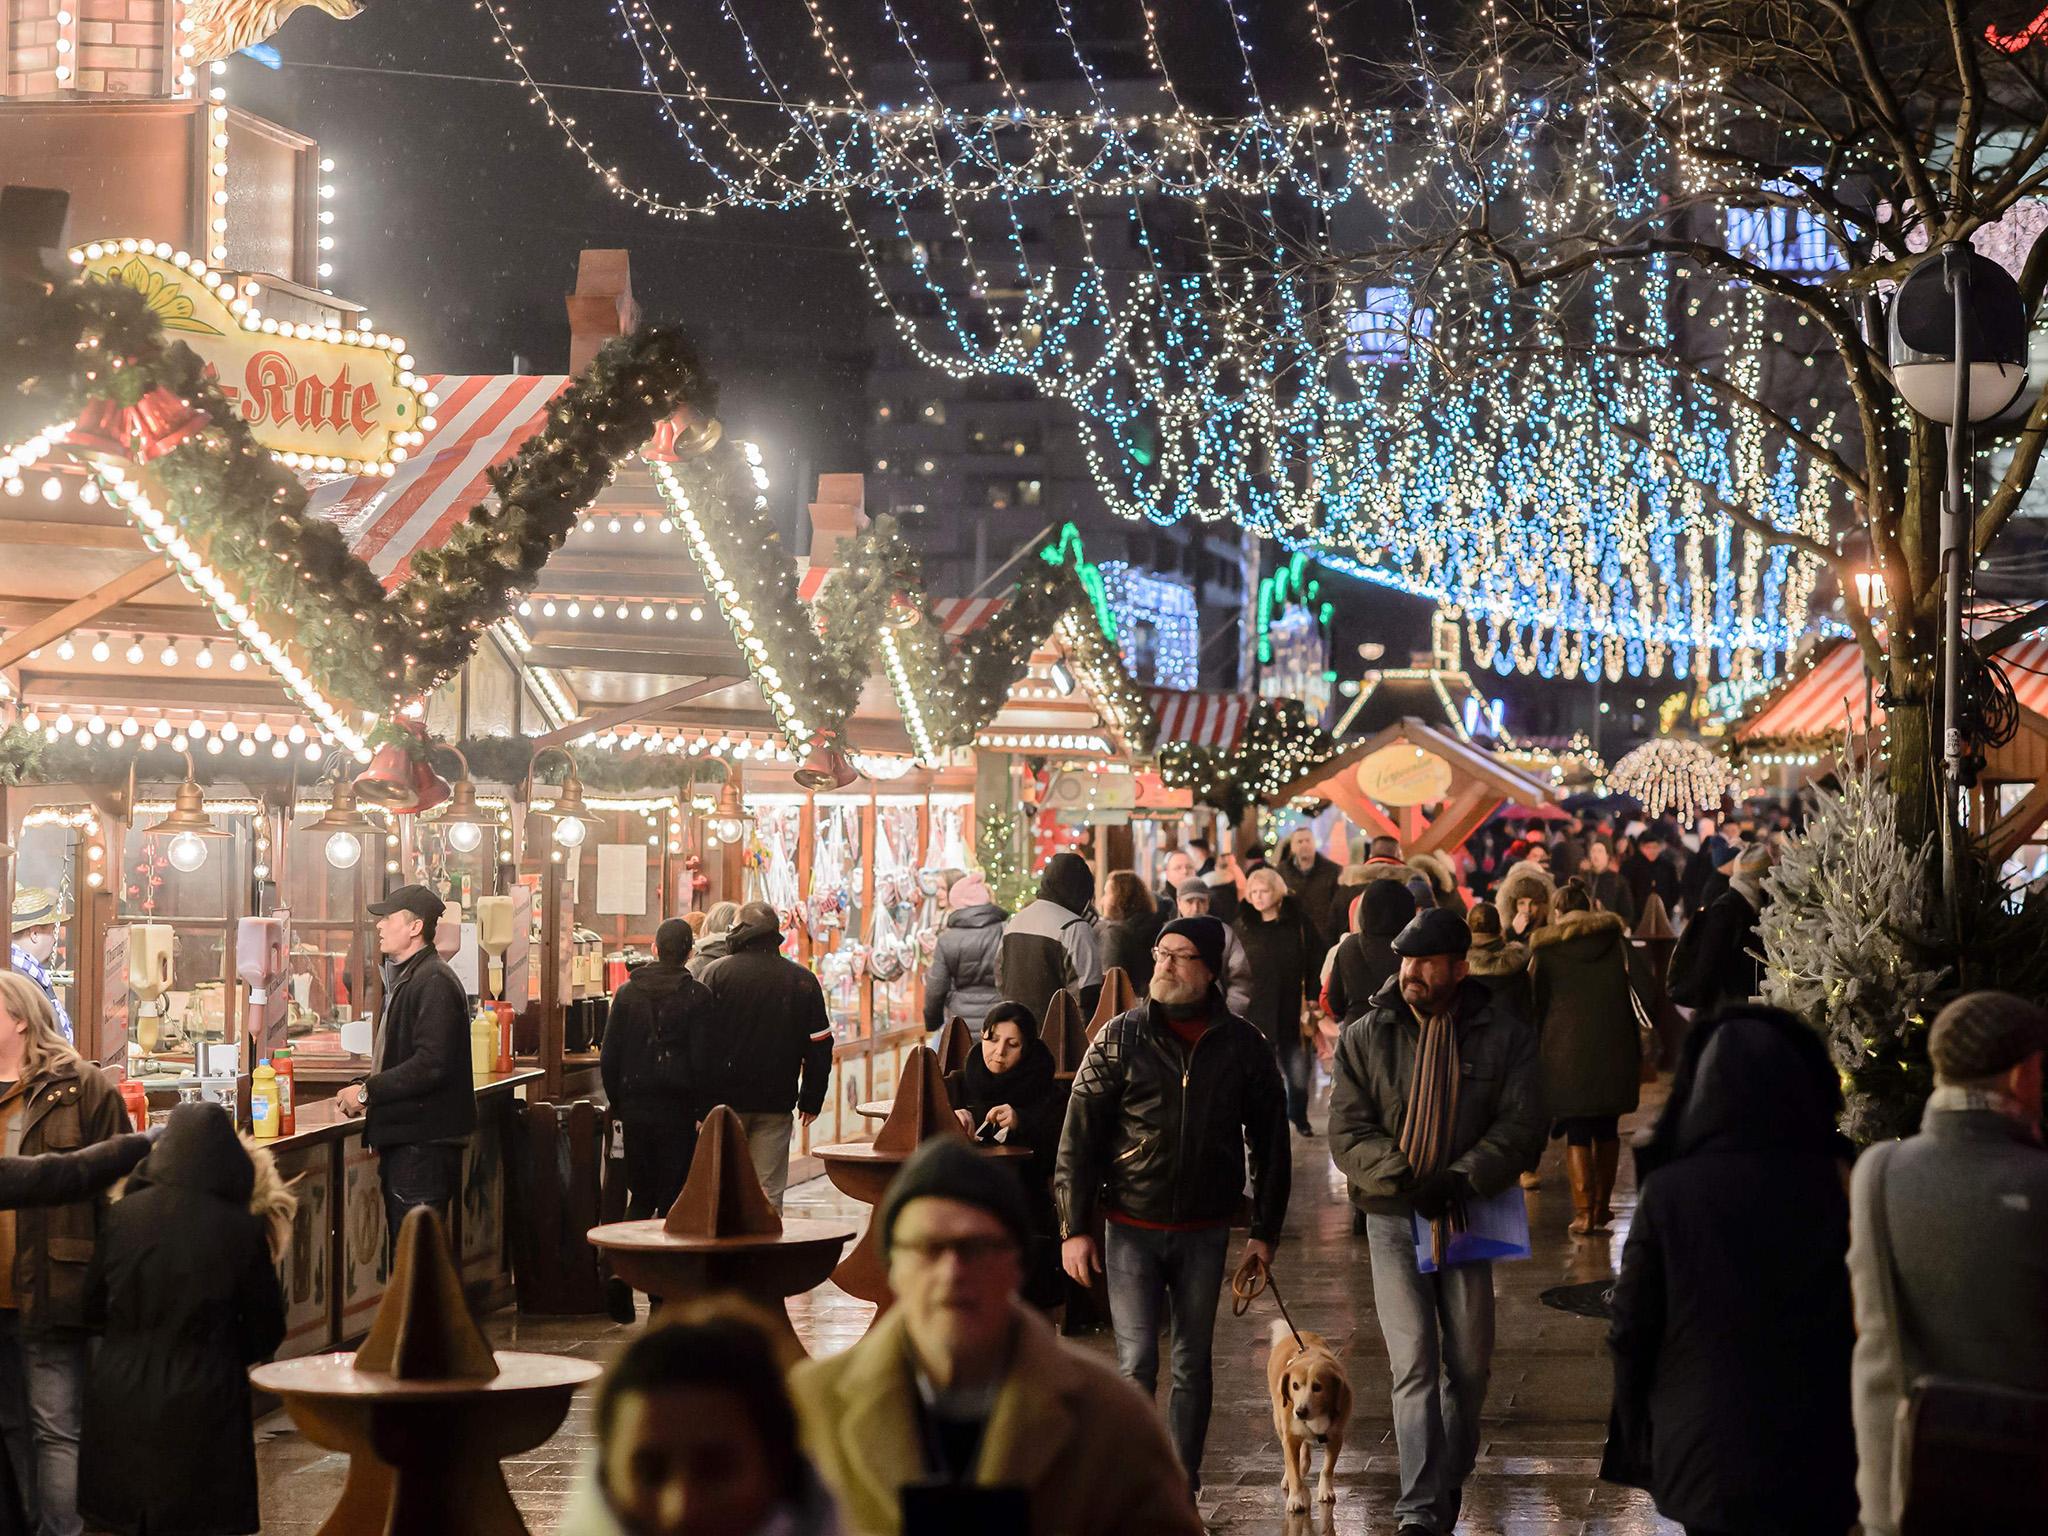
[945,1002,1067,1310]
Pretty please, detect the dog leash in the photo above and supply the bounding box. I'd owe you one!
[1230,1249,1305,1354]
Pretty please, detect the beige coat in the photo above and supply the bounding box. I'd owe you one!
[790,1301,1201,1536]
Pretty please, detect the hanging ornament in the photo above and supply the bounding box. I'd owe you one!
[129,387,209,462]
[1607,737,1733,820]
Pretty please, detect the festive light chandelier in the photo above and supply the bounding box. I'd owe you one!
[1607,737,1735,821]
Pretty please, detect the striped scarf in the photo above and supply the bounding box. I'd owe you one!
[1398,1005,1463,1267]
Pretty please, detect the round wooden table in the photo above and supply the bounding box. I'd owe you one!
[811,1140,1033,1311]
[250,1350,600,1536]
[853,1099,893,1121]
[585,1216,854,1353]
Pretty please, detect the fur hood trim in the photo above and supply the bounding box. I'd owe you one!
[1530,908,1629,950]
[1493,861,1556,929]
[1355,860,1415,885]
[1406,850,1458,897]
[1466,936,1529,977]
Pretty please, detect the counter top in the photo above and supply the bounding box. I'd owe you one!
[266,1068,544,1153]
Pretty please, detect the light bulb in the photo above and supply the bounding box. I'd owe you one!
[445,819,483,854]
[124,639,144,665]
[55,639,74,661]
[711,815,745,844]
[90,637,110,663]
[553,815,587,849]
[195,646,214,669]
[159,645,179,667]
[324,831,362,870]
[166,831,209,873]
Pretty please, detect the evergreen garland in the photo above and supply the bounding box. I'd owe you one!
[976,808,1034,912]
[1157,699,1337,819]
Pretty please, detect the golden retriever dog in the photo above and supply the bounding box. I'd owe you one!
[1267,1318,1352,1512]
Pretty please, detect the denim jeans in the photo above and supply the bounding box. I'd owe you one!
[738,1111,794,1212]
[379,1141,465,1251]
[1364,1212,1496,1532]
[1276,1031,1313,1129]
[1102,1221,1230,1492]
[0,1317,86,1536]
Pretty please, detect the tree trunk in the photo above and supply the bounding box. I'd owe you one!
[1886,666,1939,858]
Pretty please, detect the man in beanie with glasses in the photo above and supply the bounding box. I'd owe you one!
[1055,912,1290,1497]
[1328,906,1543,1536]
[1849,990,2048,1536]
[791,1137,1199,1536]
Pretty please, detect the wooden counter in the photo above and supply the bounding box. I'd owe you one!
[268,1069,543,1360]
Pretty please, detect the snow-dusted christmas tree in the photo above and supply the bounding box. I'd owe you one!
[1758,759,1946,1143]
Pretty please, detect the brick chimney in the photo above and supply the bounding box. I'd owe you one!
[797,474,868,599]
[564,249,639,374]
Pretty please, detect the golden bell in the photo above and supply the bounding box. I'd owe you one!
[793,739,858,791]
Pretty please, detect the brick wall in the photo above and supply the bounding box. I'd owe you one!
[6,0,168,99]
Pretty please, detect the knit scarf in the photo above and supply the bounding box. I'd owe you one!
[1398,1002,1463,1266]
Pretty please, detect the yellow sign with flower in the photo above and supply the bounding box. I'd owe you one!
[74,238,427,475]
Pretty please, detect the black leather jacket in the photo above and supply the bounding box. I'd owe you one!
[1054,992,1291,1245]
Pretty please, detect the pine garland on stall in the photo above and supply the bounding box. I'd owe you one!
[1157,699,1336,820]
[976,809,1034,913]
[1757,757,1946,1143]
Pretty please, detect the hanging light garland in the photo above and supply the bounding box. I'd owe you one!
[1607,737,1734,820]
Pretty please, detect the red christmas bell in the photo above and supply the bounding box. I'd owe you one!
[130,387,209,462]
[643,409,721,464]
[793,735,859,790]
[353,720,451,814]
[64,398,130,458]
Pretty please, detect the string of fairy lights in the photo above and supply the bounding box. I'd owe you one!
[476,0,1850,684]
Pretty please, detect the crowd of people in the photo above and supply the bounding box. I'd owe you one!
[583,803,2047,1536]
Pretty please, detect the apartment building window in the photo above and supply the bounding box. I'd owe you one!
[982,479,1043,509]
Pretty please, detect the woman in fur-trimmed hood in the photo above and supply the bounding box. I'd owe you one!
[1405,849,1465,911]
[1465,902,1532,1023]
[1494,860,1556,939]
[1529,882,1641,1235]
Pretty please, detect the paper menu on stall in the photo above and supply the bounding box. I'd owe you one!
[595,844,648,916]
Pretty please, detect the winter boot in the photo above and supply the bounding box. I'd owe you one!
[1592,1137,1621,1230]
[1566,1145,1595,1236]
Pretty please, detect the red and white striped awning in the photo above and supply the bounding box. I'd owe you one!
[929,597,1006,639]
[301,374,570,586]
[1147,689,1251,749]
[1738,635,2048,741]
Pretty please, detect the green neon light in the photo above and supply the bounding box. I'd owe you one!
[1254,552,1330,668]
[1038,522,1117,642]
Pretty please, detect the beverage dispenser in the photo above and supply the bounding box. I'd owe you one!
[476,895,516,1001]
[235,916,288,1062]
[127,922,174,1054]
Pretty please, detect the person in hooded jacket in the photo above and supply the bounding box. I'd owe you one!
[1495,860,1555,941]
[1529,882,1641,1236]
[997,851,1101,1022]
[1324,879,1416,1025]
[686,900,741,980]
[923,874,1007,1032]
[601,918,712,1319]
[1670,843,1772,1016]
[1602,1006,1856,1536]
[78,1103,289,1536]
[946,1001,1068,1310]
[1464,902,1531,1023]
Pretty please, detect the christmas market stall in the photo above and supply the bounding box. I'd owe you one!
[1733,634,2048,879]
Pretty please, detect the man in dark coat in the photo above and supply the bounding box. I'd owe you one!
[79,1104,284,1536]
[1621,830,1680,918]
[1055,915,1289,1494]
[699,902,835,1211]
[1606,1008,1856,1536]
[1277,825,1344,958]
[1325,879,1416,1023]
[336,884,475,1247]
[1670,844,1770,1014]
[601,920,710,1220]
[1328,908,1544,1536]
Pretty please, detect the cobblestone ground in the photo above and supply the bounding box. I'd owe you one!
[255,1086,1677,1534]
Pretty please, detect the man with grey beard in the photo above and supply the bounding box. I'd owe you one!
[1055,914,1290,1497]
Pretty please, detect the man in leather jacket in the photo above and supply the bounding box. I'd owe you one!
[1054,914,1289,1496]
[1328,907,1544,1536]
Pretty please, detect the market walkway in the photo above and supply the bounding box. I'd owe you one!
[253,1090,1678,1534]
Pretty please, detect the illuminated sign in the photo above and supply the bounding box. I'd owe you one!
[1988,7,2048,51]
[74,239,429,475]
[1354,743,1454,807]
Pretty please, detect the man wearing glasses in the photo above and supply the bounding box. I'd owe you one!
[792,1137,1200,1535]
[1055,914,1291,1497]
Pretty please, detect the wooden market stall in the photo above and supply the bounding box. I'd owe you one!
[1733,635,2048,872]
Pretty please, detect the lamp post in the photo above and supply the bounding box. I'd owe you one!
[1889,244,2033,896]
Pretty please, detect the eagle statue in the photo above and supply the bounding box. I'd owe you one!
[186,0,363,67]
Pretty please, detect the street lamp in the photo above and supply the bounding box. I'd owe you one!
[1890,243,2036,895]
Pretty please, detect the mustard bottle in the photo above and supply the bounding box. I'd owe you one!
[251,1059,280,1140]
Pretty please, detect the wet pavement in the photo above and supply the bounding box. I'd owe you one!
[254,1086,1678,1534]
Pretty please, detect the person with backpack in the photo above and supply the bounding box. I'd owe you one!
[997,852,1101,1021]
[601,918,714,1319]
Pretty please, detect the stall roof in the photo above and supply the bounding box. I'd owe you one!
[1735,637,2048,743]
[1332,666,1500,744]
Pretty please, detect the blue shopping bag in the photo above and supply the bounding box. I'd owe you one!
[1413,1183,1532,1272]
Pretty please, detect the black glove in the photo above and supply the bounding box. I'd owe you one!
[1408,1169,1458,1221]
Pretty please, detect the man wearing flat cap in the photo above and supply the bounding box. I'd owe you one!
[335,884,475,1246]
[1328,906,1543,1536]
[10,888,71,1042]
[1848,990,2048,1536]
[792,1137,1200,1536]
